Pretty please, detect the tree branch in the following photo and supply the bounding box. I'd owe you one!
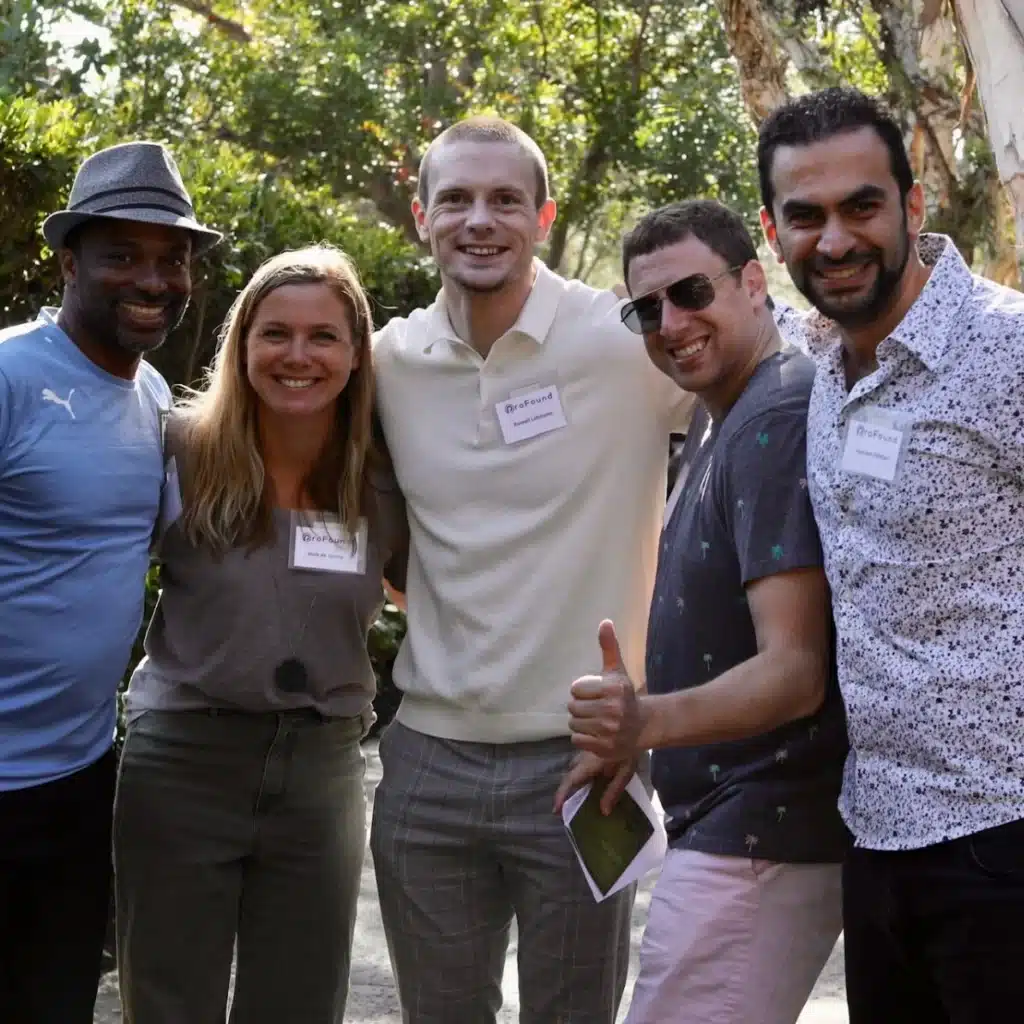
[713,0,790,123]
[763,1,833,89]
[167,1,251,43]
[582,228,612,282]
[858,4,959,199]
[545,132,609,271]
[546,0,654,273]
[364,168,420,245]
[532,0,551,78]
[629,0,655,95]
[573,215,597,279]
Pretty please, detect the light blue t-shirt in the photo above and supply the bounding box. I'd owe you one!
[0,308,170,790]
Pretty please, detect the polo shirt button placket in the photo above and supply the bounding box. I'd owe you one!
[476,367,502,448]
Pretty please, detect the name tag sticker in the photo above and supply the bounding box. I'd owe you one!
[288,513,367,574]
[158,456,183,535]
[840,410,908,483]
[495,385,567,445]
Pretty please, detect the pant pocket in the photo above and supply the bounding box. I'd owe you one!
[968,818,1024,877]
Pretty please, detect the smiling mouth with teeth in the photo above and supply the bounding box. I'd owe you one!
[669,336,710,361]
[278,378,317,389]
[816,263,871,281]
[460,246,504,257]
[119,301,167,325]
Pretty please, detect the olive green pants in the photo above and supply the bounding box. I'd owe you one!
[114,708,367,1024]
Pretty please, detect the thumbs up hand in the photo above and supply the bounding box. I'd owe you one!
[567,619,648,763]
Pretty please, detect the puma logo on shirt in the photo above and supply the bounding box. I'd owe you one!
[41,388,75,419]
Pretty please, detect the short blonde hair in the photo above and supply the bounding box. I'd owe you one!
[177,245,375,551]
[417,116,549,208]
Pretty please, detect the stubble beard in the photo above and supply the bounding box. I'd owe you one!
[791,217,912,329]
[78,293,188,357]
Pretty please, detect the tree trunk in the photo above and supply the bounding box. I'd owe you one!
[713,0,790,122]
[716,0,1006,272]
[954,0,1024,285]
[545,134,610,273]
[363,168,420,246]
[864,0,986,261]
[167,1,251,42]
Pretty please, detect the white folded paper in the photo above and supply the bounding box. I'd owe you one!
[561,773,667,903]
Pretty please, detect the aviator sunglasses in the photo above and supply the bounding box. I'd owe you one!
[621,266,745,335]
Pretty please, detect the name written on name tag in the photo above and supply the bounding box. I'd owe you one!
[840,415,906,483]
[495,385,568,444]
[289,512,367,574]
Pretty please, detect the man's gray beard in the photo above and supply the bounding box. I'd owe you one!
[82,299,188,356]
[116,333,169,355]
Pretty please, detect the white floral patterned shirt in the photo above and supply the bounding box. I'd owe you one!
[803,234,1024,851]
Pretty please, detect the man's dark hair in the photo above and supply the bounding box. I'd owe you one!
[621,199,759,287]
[757,86,914,214]
[417,115,549,208]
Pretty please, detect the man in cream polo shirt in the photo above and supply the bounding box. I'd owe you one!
[370,116,691,1023]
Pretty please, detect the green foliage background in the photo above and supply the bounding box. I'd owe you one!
[0,94,440,384]
[0,0,1011,731]
[0,90,431,731]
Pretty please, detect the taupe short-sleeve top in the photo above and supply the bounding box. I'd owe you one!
[125,419,407,723]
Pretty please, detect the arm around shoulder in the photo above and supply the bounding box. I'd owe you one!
[640,347,696,434]
[369,431,409,604]
[381,492,409,609]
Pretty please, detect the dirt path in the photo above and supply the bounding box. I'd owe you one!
[95,741,848,1023]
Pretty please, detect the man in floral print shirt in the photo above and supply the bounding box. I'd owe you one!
[558,199,848,1024]
[760,86,1024,1022]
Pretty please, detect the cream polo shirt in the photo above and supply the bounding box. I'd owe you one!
[373,260,693,743]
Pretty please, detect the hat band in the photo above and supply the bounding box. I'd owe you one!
[69,184,191,213]
[85,200,197,218]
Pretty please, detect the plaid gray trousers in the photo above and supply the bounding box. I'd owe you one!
[370,721,635,1023]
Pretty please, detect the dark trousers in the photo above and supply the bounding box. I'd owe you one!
[844,816,1024,1024]
[0,750,115,1024]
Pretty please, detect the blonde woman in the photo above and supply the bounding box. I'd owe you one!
[113,246,407,1023]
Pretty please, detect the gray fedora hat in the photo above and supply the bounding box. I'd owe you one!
[42,141,222,254]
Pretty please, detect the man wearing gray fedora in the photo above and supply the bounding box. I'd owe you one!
[0,141,220,1023]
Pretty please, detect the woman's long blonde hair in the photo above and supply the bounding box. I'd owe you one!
[177,245,376,551]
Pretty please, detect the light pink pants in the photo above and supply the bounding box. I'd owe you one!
[624,849,842,1024]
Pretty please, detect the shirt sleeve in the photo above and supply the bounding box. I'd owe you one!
[369,428,409,592]
[772,300,810,353]
[718,407,823,585]
[381,490,409,593]
[158,374,172,411]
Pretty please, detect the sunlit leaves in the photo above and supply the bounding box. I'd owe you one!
[36,0,760,272]
[9,0,1002,278]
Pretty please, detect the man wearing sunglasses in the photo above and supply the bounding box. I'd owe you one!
[558,199,848,1024]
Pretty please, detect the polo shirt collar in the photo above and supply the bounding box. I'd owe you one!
[803,233,972,372]
[424,259,564,352]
